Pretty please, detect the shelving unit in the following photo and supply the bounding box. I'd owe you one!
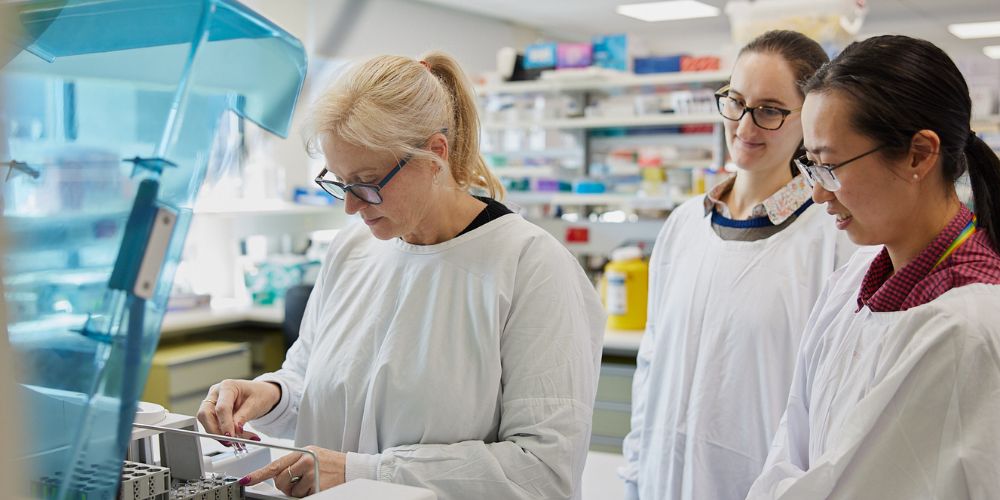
[475,70,730,94]
[482,113,723,131]
[478,70,729,256]
[191,200,346,239]
[507,192,693,210]
[972,114,1000,132]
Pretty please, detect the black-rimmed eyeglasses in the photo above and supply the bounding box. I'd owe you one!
[314,155,410,205]
[714,85,800,131]
[794,146,884,192]
[315,129,447,205]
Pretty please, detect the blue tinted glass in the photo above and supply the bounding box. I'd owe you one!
[1,1,306,497]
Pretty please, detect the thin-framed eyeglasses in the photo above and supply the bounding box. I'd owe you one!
[714,85,800,131]
[314,129,448,205]
[794,145,885,192]
[314,155,410,205]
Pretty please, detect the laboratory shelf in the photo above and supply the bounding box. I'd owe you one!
[491,166,558,178]
[604,329,643,354]
[482,113,723,131]
[971,115,1000,131]
[506,191,694,209]
[476,70,730,94]
[193,200,340,216]
[482,148,583,160]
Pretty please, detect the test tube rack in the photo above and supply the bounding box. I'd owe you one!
[120,460,171,500]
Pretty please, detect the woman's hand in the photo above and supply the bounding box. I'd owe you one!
[196,379,281,445]
[239,446,346,497]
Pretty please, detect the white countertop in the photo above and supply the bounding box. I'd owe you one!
[163,306,644,354]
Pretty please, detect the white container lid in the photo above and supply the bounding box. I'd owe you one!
[611,246,642,262]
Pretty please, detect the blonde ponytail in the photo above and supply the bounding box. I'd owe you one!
[307,51,504,200]
[422,52,504,199]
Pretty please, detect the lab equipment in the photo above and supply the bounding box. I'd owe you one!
[118,461,172,500]
[1,0,306,498]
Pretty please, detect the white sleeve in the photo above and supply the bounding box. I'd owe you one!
[751,306,1000,499]
[348,244,605,499]
[250,259,328,438]
[619,217,670,497]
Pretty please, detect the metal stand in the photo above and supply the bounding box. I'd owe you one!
[132,423,322,496]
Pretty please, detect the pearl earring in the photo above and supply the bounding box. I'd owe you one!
[913,174,919,180]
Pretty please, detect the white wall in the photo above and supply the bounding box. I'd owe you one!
[240,0,544,196]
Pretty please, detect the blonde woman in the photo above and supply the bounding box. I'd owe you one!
[197,52,605,499]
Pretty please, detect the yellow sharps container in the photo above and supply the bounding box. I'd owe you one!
[602,246,649,330]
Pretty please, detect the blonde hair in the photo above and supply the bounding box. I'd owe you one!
[307,51,504,199]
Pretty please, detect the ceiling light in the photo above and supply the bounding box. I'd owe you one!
[985,45,1000,59]
[948,21,1000,39]
[617,1,721,22]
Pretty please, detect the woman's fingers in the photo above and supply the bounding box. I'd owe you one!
[240,452,301,490]
[214,381,239,439]
[195,385,225,443]
[288,453,316,498]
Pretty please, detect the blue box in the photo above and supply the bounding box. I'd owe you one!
[574,179,607,194]
[523,42,558,70]
[592,34,629,71]
[294,186,336,206]
[634,55,686,74]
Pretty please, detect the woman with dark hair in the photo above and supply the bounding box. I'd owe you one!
[621,30,855,500]
[747,35,1000,499]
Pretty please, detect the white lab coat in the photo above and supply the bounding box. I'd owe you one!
[252,214,606,500]
[746,247,1000,499]
[621,197,855,500]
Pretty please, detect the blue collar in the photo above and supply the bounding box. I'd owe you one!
[711,199,814,228]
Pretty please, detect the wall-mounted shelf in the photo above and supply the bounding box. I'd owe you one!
[507,191,695,210]
[483,113,723,131]
[193,200,339,216]
[478,70,726,258]
[491,166,557,178]
[972,115,1000,131]
[476,70,729,95]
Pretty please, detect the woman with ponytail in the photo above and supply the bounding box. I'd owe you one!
[747,35,1000,499]
[197,52,604,499]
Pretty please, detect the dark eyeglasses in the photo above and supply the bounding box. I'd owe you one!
[714,85,800,131]
[794,146,884,192]
[315,129,448,205]
[315,155,410,205]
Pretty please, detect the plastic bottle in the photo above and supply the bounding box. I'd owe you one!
[602,246,649,330]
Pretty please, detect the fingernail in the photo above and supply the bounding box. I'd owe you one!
[251,436,261,441]
[236,422,244,433]
[224,432,232,437]
[239,476,250,486]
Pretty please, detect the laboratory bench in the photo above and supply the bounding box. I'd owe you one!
[162,304,643,353]
[154,305,642,453]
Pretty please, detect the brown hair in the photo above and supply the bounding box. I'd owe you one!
[739,30,830,96]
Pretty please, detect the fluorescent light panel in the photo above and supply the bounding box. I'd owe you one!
[617,1,720,22]
[948,21,1000,39]
[985,45,1000,59]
